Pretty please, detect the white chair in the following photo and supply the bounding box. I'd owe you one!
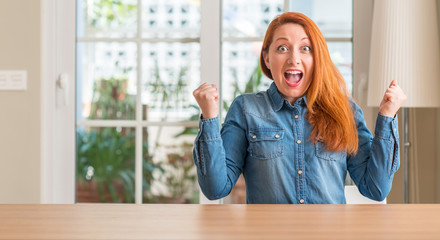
[344,185,386,204]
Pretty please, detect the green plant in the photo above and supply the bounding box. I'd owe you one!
[144,61,201,203]
[224,60,265,112]
[76,76,163,203]
[77,128,135,202]
[149,61,189,120]
[87,0,137,29]
[77,127,163,203]
[89,77,136,120]
[155,142,198,203]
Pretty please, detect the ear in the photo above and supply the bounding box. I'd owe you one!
[263,51,270,70]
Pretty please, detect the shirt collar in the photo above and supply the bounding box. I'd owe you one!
[268,82,308,111]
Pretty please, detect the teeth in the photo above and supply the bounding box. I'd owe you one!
[286,70,302,75]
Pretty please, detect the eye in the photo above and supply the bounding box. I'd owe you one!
[277,45,288,52]
[302,46,311,52]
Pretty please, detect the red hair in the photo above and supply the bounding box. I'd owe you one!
[260,12,358,154]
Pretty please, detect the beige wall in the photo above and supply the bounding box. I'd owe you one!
[413,109,438,203]
[0,0,41,203]
[386,109,439,203]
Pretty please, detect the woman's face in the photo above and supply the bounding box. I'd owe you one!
[263,23,314,104]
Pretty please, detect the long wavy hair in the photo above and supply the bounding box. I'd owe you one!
[260,12,358,154]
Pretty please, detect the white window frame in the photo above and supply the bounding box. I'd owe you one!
[41,0,369,204]
[41,0,76,203]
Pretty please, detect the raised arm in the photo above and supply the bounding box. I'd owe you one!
[192,84,247,200]
[348,80,406,201]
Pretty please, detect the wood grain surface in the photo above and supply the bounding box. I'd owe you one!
[0,204,439,239]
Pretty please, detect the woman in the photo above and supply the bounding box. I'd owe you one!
[192,12,406,204]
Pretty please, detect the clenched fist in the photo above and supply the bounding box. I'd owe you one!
[379,80,407,117]
[193,83,219,119]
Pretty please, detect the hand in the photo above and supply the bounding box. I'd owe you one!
[193,83,219,119]
[379,80,407,117]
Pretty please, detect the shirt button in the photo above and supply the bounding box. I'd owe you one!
[275,134,280,139]
[252,135,257,139]
[296,140,302,144]
[298,170,303,175]
[294,115,299,119]
[299,199,304,204]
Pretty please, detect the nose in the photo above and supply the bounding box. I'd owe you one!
[287,52,301,65]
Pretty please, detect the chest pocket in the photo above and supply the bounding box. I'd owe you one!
[315,140,347,161]
[248,129,284,160]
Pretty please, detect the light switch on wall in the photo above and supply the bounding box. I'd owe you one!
[0,70,27,90]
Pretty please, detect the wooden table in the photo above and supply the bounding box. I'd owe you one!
[0,204,439,239]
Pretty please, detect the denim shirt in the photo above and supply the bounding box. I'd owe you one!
[193,83,400,204]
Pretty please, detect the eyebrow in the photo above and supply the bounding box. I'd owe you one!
[274,37,289,42]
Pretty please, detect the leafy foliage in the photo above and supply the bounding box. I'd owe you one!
[87,0,137,29]
[224,60,264,112]
[89,77,135,120]
[77,77,162,203]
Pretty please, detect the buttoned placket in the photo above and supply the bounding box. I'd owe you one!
[293,105,305,204]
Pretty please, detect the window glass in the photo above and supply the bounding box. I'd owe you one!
[289,0,352,38]
[143,126,199,203]
[142,0,200,38]
[328,42,353,93]
[77,42,137,120]
[76,127,136,203]
[142,42,200,122]
[221,41,272,118]
[77,0,138,38]
[222,0,284,38]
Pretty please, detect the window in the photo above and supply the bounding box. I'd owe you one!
[73,0,353,204]
[76,0,201,204]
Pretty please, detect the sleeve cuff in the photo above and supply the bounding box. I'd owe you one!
[198,116,221,141]
[375,113,399,140]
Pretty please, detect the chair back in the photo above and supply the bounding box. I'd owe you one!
[345,185,386,204]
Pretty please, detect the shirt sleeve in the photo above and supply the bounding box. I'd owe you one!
[193,95,248,200]
[347,104,400,201]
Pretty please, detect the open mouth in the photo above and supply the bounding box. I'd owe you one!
[284,70,303,87]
